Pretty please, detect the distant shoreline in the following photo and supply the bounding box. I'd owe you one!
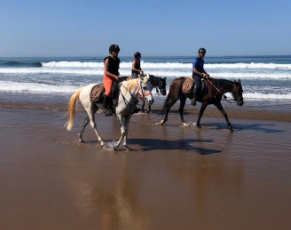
[1,54,291,59]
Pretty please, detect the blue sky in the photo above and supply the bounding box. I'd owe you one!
[0,0,290,57]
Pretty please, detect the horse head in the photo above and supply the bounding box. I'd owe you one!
[232,79,244,106]
[139,73,154,105]
[158,77,167,96]
[148,74,167,96]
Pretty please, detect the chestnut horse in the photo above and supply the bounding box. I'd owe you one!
[160,77,243,132]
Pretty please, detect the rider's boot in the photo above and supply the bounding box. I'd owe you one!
[103,95,113,117]
[191,89,197,106]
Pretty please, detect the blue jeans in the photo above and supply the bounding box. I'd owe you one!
[192,73,202,94]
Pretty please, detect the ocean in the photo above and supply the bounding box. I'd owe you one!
[1,55,291,110]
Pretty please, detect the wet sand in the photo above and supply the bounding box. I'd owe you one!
[1,102,291,230]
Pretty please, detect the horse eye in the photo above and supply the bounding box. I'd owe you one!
[143,86,147,90]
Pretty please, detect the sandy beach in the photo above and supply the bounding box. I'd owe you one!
[1,94,291,230]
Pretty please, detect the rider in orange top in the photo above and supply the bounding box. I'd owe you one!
[103,44,120,116]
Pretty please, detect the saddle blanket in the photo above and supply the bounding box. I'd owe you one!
[90,84,104,103]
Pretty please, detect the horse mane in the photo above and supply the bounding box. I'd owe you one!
[124,79,138,91]
[212,78,234,88]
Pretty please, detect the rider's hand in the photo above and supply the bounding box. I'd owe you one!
[203,73,209,78]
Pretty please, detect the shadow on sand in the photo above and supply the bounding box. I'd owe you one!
[202,122,285,134]
[126,138,221,155]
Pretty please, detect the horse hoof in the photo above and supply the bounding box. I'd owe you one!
[193,122,201,129]
[158,120,165,125]
[229,128,233,132]
[78,139,84,143]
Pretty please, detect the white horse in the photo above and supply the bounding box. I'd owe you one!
[65,74,154,150]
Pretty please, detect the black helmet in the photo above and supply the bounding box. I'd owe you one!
[134,52,141,58]
[198,48,206,54]
[109,44,120,53]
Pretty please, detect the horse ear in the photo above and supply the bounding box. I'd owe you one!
[238,79,241,83]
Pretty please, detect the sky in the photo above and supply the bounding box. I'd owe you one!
[0,0,291,57]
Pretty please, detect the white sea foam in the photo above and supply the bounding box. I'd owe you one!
[0,81,79,93]
[41,61,291,69]
[0,67,290,80]
[242,92,291,100]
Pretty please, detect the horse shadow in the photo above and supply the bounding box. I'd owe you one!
[126,138,221,155]
[148,109,193,116]
[202,122,285,134]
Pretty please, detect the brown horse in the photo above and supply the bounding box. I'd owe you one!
[160,77,244,132]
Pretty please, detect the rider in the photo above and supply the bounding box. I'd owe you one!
[191,47,210,106]
[103,44,120,116]
[131,52,143,78]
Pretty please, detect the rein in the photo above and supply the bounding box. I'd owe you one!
[120,79,151,108]
[137,79,152,101]
[206,78,232,102]
[207,77,243,103]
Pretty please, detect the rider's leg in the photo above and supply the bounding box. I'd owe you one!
[191,74,201,106]
[103,95,113,116]
[131,72,138,79]
[103,75,114,117]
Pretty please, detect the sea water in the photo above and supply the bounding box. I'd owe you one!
[0,55,291,107]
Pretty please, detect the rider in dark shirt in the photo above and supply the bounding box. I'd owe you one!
[131,52,143,78]
[191,48,210,106]
[103,44,120,116]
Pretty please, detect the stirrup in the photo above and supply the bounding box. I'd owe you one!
[105,109,113,117]
[191,99,196,106]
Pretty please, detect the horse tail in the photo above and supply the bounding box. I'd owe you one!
[161,93,171,114]
[65,87,83,131]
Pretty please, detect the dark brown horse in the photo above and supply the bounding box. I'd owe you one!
[141,75,167,113]
[160,77,244,132]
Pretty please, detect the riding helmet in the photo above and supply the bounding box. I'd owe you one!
[134,52,141,58]
[109,44,120,53]
[198,48,206,54]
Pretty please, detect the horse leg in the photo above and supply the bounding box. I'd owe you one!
[195,102,208,129]
[78,105,98,142]
[179,97,187,126]
[78,116,89,142]
[214,102,233,132]
[160,98,178,125]
[147,105,151,114]
[122,115,132,151]
[86,104,105,147]
[141,101,145,113]
[114,114,126,150]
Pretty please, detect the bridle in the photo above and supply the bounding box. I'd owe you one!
[151,75,166,96]
[206,78,243,103]
[136,79,152,102]
[120,79,152,108]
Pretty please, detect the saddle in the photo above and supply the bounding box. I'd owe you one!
[181,77,209,99]
[182,78,194,94]
[90,83,120,104]
[90,84,105,103]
